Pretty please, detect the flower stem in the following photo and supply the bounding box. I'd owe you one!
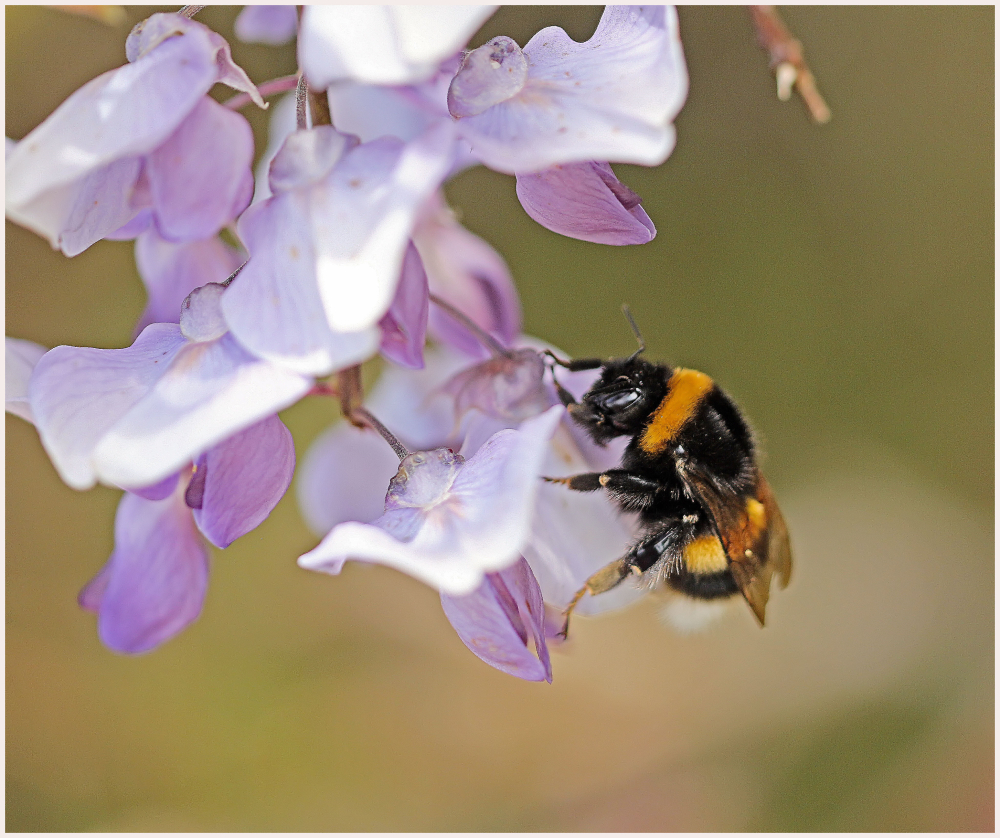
[221,261,248,288]
[353,407,409,461]
[295,73,308,130]
[178,5,205,19]
[225,75,299,110]
[428,292,512,359]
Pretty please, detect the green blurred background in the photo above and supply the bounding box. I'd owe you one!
[6,5,993,831]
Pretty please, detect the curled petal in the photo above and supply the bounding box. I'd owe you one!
[447,36,528,118]
[29,324,188,490]
[515,161,656,245]
[441,557,551,682]
[443,348,550,423]
[234,5,298,46]
[179,282,228,342]
[192,415,295,548]
[81,487,209,654]
[134,228,244,332]
[300,6,496,87]
[145,97,255,241]
[5,337,47,423]
[456,5,688,174]
[379,243,429,369]
[298,405,564,595]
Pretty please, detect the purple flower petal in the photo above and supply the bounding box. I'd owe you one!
[126,471,180,501]
[146,97,255,241]
[515,161,656,245]
[298,405,563,594]
[300,6,496,87]
[82,486,209,654]
[5,337,47,423]
[234,5,298,46]
[89,331,311,489]
[453,5,688,174]
[447,36,528,118]
[441,557,551,682]
[414,194,521,359]
[29,324,188,489]
[58,157,145,257]
[192,415,295,548]
[379,242,429,369]
[442,347,551,423]
[134,228,244,332]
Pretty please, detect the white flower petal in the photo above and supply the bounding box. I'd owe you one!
[5,337,48,423]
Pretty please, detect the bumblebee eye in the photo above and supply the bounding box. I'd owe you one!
[597,389,640,412]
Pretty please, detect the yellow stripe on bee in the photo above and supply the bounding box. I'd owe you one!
[683,535,729,575]
[639,368,714,454]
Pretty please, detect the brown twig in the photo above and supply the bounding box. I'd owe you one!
[748,5,831,124]
[178,5,204,19]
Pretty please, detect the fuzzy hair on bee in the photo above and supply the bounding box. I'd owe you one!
[544,307,791,636]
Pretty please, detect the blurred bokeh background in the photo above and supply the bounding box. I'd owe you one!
[6,5,993,831]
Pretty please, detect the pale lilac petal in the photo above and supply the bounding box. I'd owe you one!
[58,157,145,256]
[443,348,550,423]
[90,333,311,488]
[379,243,429,369]
[28,324,188,490]
[78,562,111,613]
[310,124,456,333]
[235,5,298,46]
[441,557,551,682]
[6,21,219,248]
[146,97,255,241]
[414,195,520,358]
[223,176,380,376]
[454,6,688,174]
[85,487,209,654]
[267,127,356,194]
[515,161,656,245]
[178,282,229,342]
[192,415,295,548]
[134,228,244,332]
[106,207,153,241]
[300,6,495,87]
[5,337,47,423]
[251,92,297,205]
[447,36,528,118]
[298,405,563,594]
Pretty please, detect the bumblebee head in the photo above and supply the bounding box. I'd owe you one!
[571,356,668,444]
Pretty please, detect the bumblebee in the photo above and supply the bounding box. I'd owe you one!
[545,309,791,634]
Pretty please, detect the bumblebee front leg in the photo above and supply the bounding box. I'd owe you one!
[542,350,602,407]
[560,557,634,637]
[543,469,662,509]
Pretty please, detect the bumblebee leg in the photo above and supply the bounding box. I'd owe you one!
[542,350,603,372]
[560,558,631,637]
[543,470,662,510]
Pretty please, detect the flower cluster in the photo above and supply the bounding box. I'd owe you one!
[6,6,688,681]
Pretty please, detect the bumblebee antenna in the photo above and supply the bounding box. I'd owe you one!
[622,304,646,361]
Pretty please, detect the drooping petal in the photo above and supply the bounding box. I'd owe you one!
[145,97,255,241]
[379,242,429,369]
[300,6,496,87]
[453,5,688,174]
[82,486,209,654]
[441,557,552,682]
[29,324,188,490]
[89,332,311,489]
[126,471,180,501]
[414,194,521,359]
[192,415,295,548]
[5,337,47,423]
[234,5,298,46]
[134,228,244,332]
[298,405,563,595]
[515,160,656,245]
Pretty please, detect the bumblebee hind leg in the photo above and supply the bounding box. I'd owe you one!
[559,557,635,637]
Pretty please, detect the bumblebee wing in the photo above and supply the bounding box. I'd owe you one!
[676,461,790,626]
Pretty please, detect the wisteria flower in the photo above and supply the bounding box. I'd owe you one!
[234,4,298,46]
[5,337,47,423]
[79,413,295,654]
[221,123,454,374]
[28,283,311,491]
[299,405,563,595]
[5,13,263,256]
[448,5,688,174]
[299,6,496,87]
